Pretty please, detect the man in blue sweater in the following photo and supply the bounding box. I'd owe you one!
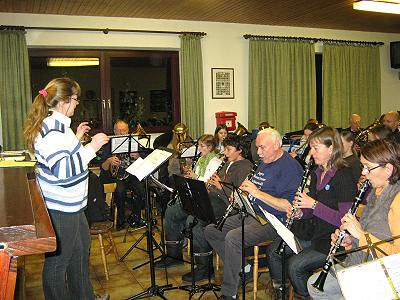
[204,128,303,299]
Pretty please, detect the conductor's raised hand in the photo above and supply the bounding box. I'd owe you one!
[76,122,91,140]
[89,133,109,152]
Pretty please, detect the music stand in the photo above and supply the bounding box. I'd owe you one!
[165,175,220,299]
[125,148,174,300]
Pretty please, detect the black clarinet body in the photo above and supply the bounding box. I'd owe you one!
[275,158,314,255]
[214,161,259,230]
[311,179,370,292]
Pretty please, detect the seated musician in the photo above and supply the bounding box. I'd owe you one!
[265,126,358,299]
[340,130,362,184]
[99,119,145,230]
[155,134,253,283]
[308,139,400,299]
[290,121,321,168]
[214,124,228,156]
[204,128,303,300]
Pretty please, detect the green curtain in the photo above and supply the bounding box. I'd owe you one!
[248,39,316,135]
[0,29,32,150]
[322,44,380,128]
[180,34,204,139]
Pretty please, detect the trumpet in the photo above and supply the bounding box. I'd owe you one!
[311,179,370,292]
[215,161,259,230]
[206,156,228,189]
[275,157,314,255]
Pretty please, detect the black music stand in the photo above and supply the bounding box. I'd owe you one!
[165,175,220,299]
[220,181,259,300]
[125,148,174,300]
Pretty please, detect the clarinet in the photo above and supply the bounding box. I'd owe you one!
[312,179,370,292]
[206,156,228,188]
[275,157,314,255]
[214,161,259,231]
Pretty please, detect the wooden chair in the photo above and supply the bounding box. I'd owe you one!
[90,220,119,280]
[103,183,117,228]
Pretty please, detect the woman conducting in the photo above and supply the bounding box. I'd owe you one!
[24,78,109,300]
[265,126,358,299]
[308,139,400,299]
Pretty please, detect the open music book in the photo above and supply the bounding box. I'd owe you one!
[336,253,400,300]
[126,149,172,181]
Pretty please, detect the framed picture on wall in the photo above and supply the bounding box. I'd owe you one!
[211,68,234,99]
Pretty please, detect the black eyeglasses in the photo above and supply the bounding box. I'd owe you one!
[362,164,382,173]
[70,96,80,103]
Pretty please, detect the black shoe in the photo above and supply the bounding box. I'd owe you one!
[238,265,253,288]
[116,222,126,231]
[181,266,214,282]
[154,256,184,269]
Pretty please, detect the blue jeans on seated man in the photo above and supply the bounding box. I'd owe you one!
[266,239,327,297]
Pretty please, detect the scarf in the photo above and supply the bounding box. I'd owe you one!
[195,151,218,177]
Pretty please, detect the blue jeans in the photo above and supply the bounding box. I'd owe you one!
[43,210,94,300]
[266,239,326,297]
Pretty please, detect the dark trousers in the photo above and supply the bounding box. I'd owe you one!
[164,194,227,254]
[266,239,326,296]
[114,175,145,226]
[204,214,278,297]
[43,210,94,300]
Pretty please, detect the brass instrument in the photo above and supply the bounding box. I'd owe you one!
[275,158,314,255]
[312,180,370,292]
[355,119,381,147]
[233,122,250,136]
[110,123,148,180]
[215,161,259,230]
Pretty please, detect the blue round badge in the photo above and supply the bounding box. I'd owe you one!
[325,184,330,191]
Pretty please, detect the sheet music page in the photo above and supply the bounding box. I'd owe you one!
[126,149,172,181]
[337,253,400,300]
[180,145,197,158]
[258,206,300,254]
[110,135,139,153]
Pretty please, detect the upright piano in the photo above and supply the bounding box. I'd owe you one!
[0,167,56,300]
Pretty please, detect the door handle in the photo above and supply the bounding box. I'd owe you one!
[102,99,106,109]
[107,99,111,109]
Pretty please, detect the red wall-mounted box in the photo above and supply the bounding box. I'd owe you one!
[215,111,237,131]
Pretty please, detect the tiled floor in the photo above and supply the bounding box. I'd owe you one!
[22,222,273,300]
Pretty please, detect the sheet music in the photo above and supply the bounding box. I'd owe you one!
[336,253,400,300]
[258,206,300,254]
[180,145,197,158]
[126,149,172,181]
[110,135,138,154]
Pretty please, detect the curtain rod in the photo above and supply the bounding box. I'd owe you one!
[0,25,206,36]
[243,34,384,46]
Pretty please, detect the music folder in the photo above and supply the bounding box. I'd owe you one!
[258,206,302,254]
[336,253,400,300]
[126,148,173,181]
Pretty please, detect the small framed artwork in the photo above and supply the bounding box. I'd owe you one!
[211,68,234,99]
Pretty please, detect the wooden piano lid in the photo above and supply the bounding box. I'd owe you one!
[0,167,56,256]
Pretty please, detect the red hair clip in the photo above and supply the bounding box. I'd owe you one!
[39,89,48,97]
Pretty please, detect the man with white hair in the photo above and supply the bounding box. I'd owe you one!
[204,128,303,300]
[383,111,400,143]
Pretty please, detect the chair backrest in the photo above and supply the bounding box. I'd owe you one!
[103,183,117,205]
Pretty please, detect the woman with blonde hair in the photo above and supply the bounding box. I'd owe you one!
[24,78,109,300]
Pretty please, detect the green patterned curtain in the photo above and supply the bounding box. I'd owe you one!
[322,44,381,128]
[0,29,32,150]
[248,39,316,134]
[180,34,204,139]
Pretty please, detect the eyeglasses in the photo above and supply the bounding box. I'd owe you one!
[70,96,80,103]
[362,164,382,173]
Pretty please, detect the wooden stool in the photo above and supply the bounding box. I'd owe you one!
[90,220,119,280]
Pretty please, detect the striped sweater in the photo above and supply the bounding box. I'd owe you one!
[34,111,96,213]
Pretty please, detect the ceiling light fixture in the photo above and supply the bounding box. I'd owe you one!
[353,0,400,14]
[47,58,99,67]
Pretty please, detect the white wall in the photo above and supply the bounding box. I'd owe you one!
[1,12,399,137]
